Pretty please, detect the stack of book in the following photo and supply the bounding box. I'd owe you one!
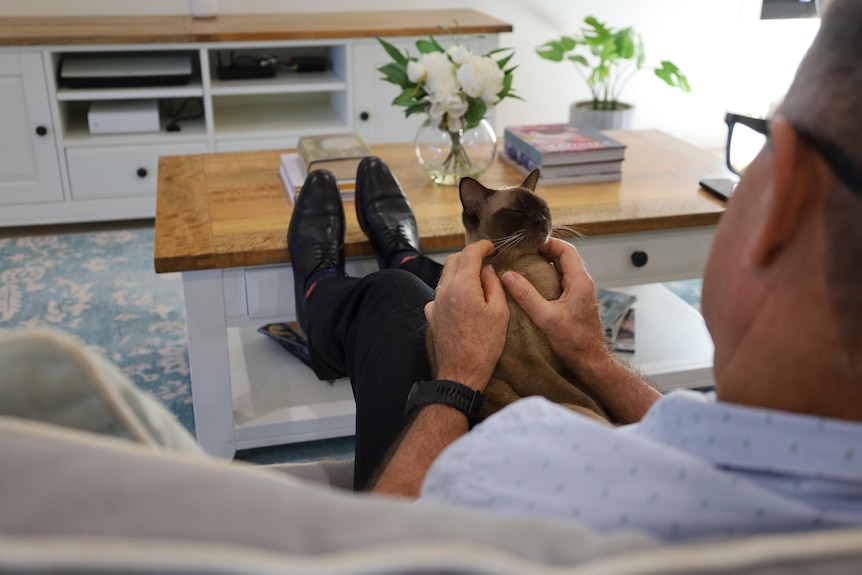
[501,123,626,185]
[279,132,373,203]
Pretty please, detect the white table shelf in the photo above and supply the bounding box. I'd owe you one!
[215,281,713,455]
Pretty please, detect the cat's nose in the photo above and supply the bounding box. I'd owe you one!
[533,214,548,227]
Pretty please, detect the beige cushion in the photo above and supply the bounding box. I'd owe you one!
[0,328,202,454]
[0,416,657,568]
[3,417,862,575]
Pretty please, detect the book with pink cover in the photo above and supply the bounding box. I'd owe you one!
[504,123,626,167]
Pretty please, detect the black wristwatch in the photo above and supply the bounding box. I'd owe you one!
[404,380,483,427]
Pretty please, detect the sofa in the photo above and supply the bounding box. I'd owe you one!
[2,328,861,574]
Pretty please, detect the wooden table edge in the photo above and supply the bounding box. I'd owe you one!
[0,10,512,46]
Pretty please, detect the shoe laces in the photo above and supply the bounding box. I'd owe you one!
[311,223,342,272]
[383,222,415,254]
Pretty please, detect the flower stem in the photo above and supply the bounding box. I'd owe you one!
[441,130,473,177]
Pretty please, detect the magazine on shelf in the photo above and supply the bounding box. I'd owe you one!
[258,321,347,385]
[612,308,635,353]
[597,288,637,344]
[504,122,627,167]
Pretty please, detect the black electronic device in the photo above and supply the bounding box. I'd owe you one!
[215,52,278,80]
[700,178,737,202]
[60,54,193,88]
[285,56,330,73]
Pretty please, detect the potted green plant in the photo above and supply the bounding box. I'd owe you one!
[536,16,690,129]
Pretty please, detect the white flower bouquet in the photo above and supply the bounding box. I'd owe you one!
[377,35,518,132]
[377,35,518,184]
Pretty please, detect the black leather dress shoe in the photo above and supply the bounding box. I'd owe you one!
[355,156,422,270]
[287,170,345,333]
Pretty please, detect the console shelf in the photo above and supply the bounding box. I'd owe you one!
[55,80,205,102]
[210,71,347,96]
[61,112,208,146]
[213,97,347,138]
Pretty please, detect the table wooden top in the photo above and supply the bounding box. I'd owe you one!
[154,130,729,274]
[0,10,511,46]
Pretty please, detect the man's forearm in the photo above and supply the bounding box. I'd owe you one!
[370,404,468,499]
[578,351,661,424]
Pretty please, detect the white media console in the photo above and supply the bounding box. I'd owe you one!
[0,11,509,227]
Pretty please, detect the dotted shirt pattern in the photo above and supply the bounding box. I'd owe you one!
[419,391,862,542]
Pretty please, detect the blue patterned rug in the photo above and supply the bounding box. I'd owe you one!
[0,226,702,464]
[0,228,193,425]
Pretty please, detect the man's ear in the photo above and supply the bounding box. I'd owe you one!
[746,118,824,268]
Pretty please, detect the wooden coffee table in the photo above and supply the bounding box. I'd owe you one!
[155,130,728,458]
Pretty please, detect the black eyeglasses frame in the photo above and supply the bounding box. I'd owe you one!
[724,112,862,193]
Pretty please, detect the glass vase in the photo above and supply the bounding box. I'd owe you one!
[414,118,497,186]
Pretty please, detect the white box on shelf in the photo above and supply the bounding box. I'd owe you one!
[88,100,160,134]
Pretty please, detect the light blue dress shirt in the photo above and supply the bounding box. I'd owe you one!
[420,390,862,542]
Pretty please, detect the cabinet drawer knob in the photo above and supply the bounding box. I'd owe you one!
[136,168,148,178]
[359,111,370,121]
[631,250,649,268]
[35,125,48,136]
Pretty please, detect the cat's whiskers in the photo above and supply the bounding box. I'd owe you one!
[497,231,537,260]
[551,225,585,241]
[491,230,529,259]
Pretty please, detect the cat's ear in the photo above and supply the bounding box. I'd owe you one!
[521,169,540,192]
[459,177,494,217]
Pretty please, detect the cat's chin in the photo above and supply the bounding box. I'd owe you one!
[531,231,552,247]
[519,233,551,252]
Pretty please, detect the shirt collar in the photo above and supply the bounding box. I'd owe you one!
[633,390,862,482]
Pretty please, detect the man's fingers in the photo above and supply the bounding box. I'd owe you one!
[424,300,434,323]
[502,271,548,322]
[436,252,460,291]
[457,240,496,276]
[538,237,568,258]
[540,239,590,291]
[480,264,505,304]
[437,240,497,294]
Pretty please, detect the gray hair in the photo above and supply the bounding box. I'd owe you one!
[779,0,862,173]
[779,0,862,373]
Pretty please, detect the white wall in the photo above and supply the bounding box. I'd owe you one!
[1,0,820,149]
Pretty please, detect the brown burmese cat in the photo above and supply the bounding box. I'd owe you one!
[428,170,611,423]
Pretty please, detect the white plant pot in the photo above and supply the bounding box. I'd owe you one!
[569,101,634,130]
[189,0,219,19]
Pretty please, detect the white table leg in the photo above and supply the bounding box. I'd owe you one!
[182,269,237,459]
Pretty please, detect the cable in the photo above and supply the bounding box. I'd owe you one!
[162,98,204,132]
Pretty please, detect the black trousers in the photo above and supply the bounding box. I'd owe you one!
[303,255,443,490]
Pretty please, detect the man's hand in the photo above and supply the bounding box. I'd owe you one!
[372,240,509,499]
[501,238,660,423]
[425,240,510,391]
[501,238,608,377]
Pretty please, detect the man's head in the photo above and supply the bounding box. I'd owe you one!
[703,0,862,417]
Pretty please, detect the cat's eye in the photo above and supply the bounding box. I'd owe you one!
[505,209,525,215]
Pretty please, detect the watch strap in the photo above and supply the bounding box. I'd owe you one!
[404,380,483,427]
